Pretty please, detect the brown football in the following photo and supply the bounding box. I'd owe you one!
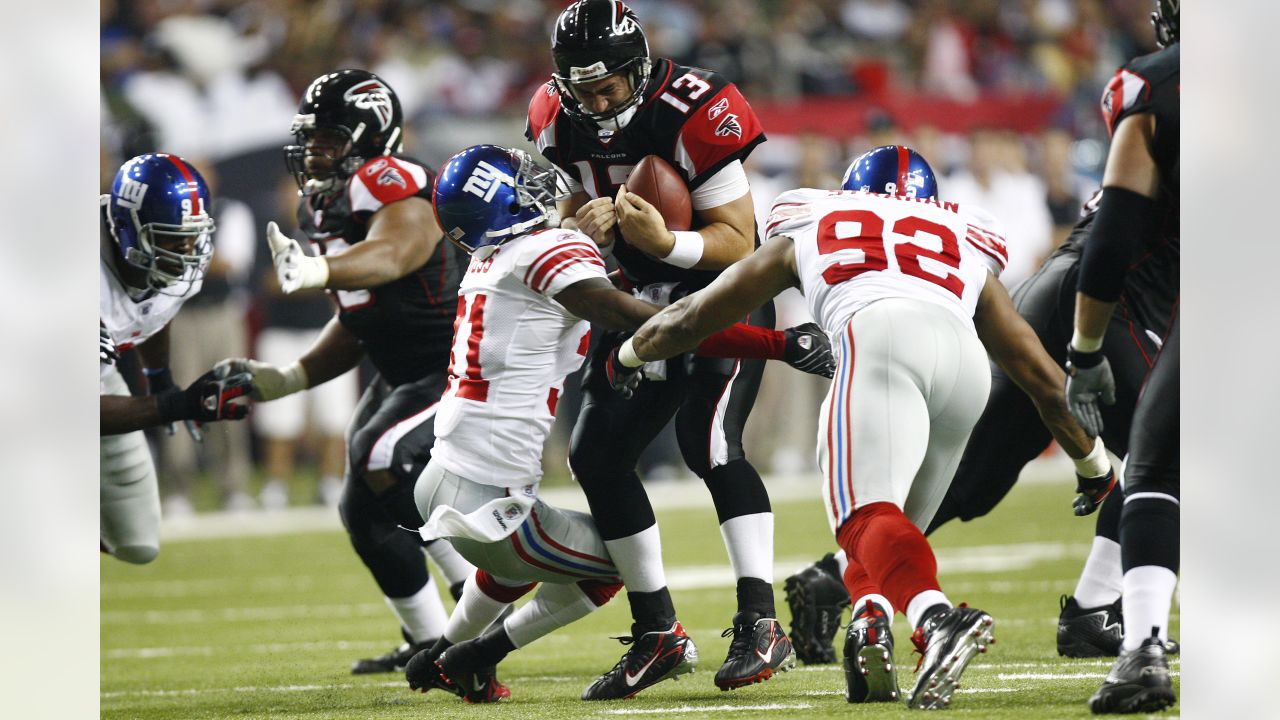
[626,155,692,231]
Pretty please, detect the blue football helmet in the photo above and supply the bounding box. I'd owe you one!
[433,145,566,259]
[841,145,938,201]
[106,153,215,295]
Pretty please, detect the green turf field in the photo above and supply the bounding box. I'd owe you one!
[101,477,1179,718]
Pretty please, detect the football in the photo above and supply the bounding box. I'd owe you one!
[626,155,692,231]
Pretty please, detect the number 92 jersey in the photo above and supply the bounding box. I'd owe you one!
[766,189,1009,337]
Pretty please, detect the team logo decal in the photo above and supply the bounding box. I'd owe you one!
[707,97,730,121]
[115,178,148,209]
[714,113,743,139]
[376,167,407,189]
[462,160,515,202]
[611,1,638,35]
[502,504,523,520]
[343,79,395,131]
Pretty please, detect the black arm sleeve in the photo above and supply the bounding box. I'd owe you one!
[1077,186,1157,302]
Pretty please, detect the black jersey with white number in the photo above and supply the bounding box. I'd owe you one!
[525,58,766,288]
[297,154,464,386]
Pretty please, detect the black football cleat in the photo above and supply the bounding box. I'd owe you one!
[352,630,435,674]
[783,555,851,664]
[1058,595,1124,657]
[843,601,898,703]
[581,622,698,700]
[1058,595,1181,657]
[1087,632,1176,714]
[907,604,996,710]
[713,611,796,690]
[407,641,510,704]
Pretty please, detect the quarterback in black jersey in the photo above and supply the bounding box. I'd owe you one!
[216,70,500,688]
[1067,1,1180,713]
[524,0,792,699]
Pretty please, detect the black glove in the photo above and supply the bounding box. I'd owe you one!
[156,369,253,424]
[1072,468,1117,517]
[783,322,835,378]
[604,346,643,400]
[99,322,118,365]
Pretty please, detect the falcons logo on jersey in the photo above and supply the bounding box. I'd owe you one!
[376,167,407,189]
[344,79,395,131]
[714,113,743,139]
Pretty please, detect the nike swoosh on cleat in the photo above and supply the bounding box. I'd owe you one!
[755,631,782,664]
[624,645,682,687]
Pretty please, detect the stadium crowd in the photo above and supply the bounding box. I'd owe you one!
[100,0,1163,513]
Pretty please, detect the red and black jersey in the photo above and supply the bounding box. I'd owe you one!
[1100,43,1179,233]
[297,154,465,386]
[525,58,766,287]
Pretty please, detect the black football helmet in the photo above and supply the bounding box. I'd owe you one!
[551,0,651,128]
[1152,0,1178,47]
[284,69,404,195]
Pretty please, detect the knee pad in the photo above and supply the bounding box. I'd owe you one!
[111,544,159,565]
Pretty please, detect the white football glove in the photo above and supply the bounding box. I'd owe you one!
[267,221,329,294]
[214,358,308,402]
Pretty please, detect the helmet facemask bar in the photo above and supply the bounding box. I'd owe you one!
[511,150,569,232]
[284,118,364,196]
[552,57,652,129]
[124,215,215,296]
[1151,0,1178,47]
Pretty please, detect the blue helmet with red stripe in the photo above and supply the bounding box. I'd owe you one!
[106,153,215,295]
[841,145,938,201]
[433,145,567,259]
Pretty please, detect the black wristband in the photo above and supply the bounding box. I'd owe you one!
[1066,345,1104,369]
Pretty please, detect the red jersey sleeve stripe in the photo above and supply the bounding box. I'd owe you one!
[965,236,1006,268]
[527,246,603,289]
[534,253,607,294]
[523,242,601,286]
[966,226,1009,259]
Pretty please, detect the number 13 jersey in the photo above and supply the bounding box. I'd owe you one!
[431,228,608,488]
[766,189,1009,337]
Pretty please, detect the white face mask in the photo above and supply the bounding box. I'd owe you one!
[595,104,639,133]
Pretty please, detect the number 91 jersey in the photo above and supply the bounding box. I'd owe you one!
[431,228,607,488]
[766,189,1009,337]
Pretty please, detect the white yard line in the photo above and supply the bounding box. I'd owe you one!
[997,671,1181,681]
[597,704,815,715]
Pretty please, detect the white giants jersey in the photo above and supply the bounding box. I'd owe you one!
[99,235,201,387]
[431,228,608,487]
[765,189,1008,336]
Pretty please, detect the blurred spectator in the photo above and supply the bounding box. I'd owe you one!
[159,167,257,516]
[944,128,1053,288]
[252,179,358,510]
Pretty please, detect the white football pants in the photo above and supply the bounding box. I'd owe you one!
[100,368,162,564]
[818,298,991,534]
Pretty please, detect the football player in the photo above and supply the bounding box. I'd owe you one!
[401,145,832,703]
[100,153,253,565]
[618,145,1116,709]
[525,0,798,695]
[215,70,484,679]
[1067,1,1179,713]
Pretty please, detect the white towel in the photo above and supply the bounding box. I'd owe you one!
[419,484,538,543]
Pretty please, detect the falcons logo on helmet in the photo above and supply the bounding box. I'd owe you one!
[714,113,743,139]
[344,80,395,131]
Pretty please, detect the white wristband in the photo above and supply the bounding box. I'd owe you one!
[1072,437,1111,477]
[1070,330,1103,353]
[617,338,645,368]
[280,360,310,395]
[663,231,704,269]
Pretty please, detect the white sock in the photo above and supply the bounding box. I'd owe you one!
[1073,536,1123,608]
[443,574,513,644]
[385,581,449,643]
[833,549,849,577]
[852,593,894,627]
[603,525,667,593]
[424,540,476,586]
[906,589,951,630]
[719,512,774,582]
[1120,565,1178,651]
[504,583,598,649]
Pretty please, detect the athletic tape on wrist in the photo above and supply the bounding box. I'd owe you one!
[663,231,704,269]
[1072,436,1111,478]
[1070,331,1104,354]
[618,338,645,368]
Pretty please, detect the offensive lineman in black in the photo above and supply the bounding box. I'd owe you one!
[217,70,506,698]
[1067,0,1179,713]
[525,0,795,699]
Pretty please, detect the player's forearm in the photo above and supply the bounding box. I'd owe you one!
[686,220,754,270]
[297,317,365,387]
[1071,295,1117,350]
[100,395,163,435]
[323,240,413,289]
[631,297,725,361]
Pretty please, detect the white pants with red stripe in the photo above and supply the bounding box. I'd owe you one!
[100,368,162,564]
[817,298,990,534]
[414,459,620,585]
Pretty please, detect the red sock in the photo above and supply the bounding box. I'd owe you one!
[842,555,880,603]
[836,502,941,612]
